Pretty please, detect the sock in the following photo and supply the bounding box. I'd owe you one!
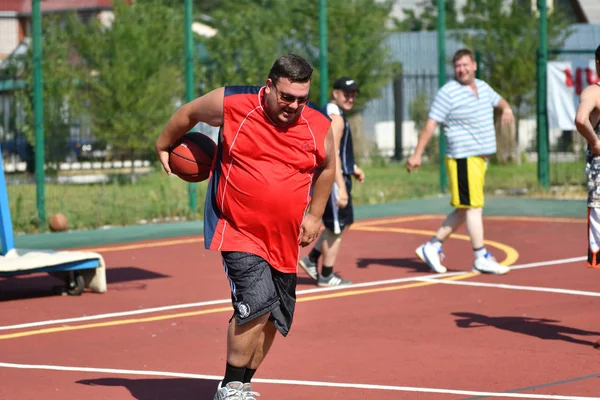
[309,248,321,263]
[223,362,246,386]
[243,368,257,383]
[321,265,333,277]
[428,237,443,250]
[474,246,487,259]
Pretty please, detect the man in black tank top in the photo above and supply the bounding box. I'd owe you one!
[574,44,600,269]
[299,77,366,287]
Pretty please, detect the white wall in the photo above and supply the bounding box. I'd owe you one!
[0,18,19,59]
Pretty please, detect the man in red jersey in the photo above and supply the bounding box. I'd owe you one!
[155,54,335,399]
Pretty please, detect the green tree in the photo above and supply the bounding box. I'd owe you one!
[69,0,185,181]
[393,0,462,31]
[10,15,84,171]
[456,0,572,136]
[197,0,399,109]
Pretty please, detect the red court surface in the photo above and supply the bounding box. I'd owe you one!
[1,214,599,400]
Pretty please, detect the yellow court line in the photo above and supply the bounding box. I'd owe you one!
[353,214,585,228]
[352,215,439,228]
[0,216,518,340]
[0,272,481,341]
[74,214,575,254]
[79,237,204,253]
[351,225,519,267]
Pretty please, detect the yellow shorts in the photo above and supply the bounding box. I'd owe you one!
[446,156,488,209]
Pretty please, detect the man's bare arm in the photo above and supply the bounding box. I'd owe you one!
[155,87,225,174]
[309,127,336,220]
[330,114,348,206]
[575,85,600,146]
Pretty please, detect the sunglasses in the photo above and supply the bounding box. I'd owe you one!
[272,84,309,105]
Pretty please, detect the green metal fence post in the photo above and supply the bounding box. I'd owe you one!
[536,0,549,188]
[32,0,46,227]
[437,0,447,193]
[319,0,328,107]
[184,0,197,213]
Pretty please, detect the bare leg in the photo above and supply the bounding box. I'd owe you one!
[312,231,326,253]
[465,207,484,249]
[226,313,270,367]
[434,208,467,241]
[246,320,277,371]
[320,228,343,267]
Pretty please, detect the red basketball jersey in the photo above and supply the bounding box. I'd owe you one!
[203,86,331,273]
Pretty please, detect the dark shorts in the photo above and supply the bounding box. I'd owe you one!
[323,174,354,234]
[221,251,297,337]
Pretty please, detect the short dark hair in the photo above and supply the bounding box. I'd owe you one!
[452,48,475,64]
[268,54,313,84]
[596,45,600,62]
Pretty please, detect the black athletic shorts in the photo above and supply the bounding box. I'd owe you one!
[221,251,297,337]
[323,174,354,234]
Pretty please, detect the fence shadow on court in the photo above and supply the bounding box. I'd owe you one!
[77,377,219,400]
[452,312,600,347]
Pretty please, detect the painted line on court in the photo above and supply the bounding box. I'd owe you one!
[78,237,204,253]
[351,225,519,266]
[463,373,600,400]
[352,215,586,228]
[416,277,600,297]
[0,362,595,399]
[0,256,580,333]
[0,256,582,340]
[0,272,479,340]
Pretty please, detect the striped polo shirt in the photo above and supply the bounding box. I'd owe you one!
[428,79,501,159]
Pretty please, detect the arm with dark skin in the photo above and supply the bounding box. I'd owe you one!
[299,127,336,246]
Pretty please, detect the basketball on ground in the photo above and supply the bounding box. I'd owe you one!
[168,132,216,183]
[49,213,69,232]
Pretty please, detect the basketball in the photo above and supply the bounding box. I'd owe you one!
[168,132,217,183]
[49,213,69,232]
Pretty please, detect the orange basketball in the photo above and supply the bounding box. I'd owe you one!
[49,213,68,232]
[168,132,216,183]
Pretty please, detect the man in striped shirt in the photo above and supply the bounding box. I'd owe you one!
[406,48,514,275]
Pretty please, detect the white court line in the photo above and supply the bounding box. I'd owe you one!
[416,278,600,297]
[0,256,587,332]
[0,362,596,400]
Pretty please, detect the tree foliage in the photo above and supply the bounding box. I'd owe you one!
[10,15,84,165]
[198,0,400,108]
[456,0,571,116]
[69,0,185,159]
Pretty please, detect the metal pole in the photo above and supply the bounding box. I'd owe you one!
[184,0,197,212]
[437,0,447,193]
[319,0,329,107]
[536,0,549,188]
[32,0,46,227]
[393,73,404,161]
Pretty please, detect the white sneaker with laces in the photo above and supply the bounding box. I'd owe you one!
[242,383,260,399]
[415,243,447,273]
[473,252,510,275]
[214,381,245,400]
[298,255,318,280]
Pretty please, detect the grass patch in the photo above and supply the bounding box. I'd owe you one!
[6,160,586,234]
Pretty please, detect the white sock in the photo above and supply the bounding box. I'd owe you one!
[474,247,487,259]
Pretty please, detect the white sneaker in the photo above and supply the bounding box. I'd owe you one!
[242,383,260,399]
[415,243,447,273]
[214,381,245,400]
[473,253,510,275]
